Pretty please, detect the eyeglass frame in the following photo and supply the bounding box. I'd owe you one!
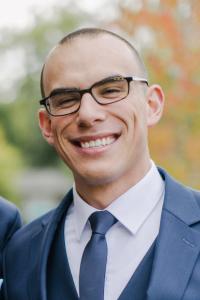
[39,75,148,117]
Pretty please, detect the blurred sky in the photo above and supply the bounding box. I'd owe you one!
[0,0,113,29]
[0,0,119,102]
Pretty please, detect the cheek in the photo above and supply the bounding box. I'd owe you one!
[50,119,72,155]
[129,98,148,126]
[123,100,148,145]
[117,100,143,130]
[51,115,75,137]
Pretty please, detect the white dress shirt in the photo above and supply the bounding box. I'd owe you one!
[64,161,165,300]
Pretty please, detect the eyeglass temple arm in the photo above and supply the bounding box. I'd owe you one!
[131,76,148,85]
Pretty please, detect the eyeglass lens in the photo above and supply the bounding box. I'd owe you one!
[47,76,129,116]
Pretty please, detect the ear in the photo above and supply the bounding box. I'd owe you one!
[146,84,165,127]
[38,109,54,145]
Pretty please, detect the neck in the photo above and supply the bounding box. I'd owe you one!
[74,159,152,209]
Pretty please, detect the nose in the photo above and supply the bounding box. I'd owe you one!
[75,93,106,128]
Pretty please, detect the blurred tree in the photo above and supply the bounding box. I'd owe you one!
[0,125,23,202]
[114,0,200,187]
[0,5,89,205]
[0,6,86,167]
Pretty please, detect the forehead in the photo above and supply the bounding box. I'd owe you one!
[43,35,140,92]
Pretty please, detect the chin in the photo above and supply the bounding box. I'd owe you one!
[76,167,123,187]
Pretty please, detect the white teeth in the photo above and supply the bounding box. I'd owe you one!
[80,137,115,148]
[95,139,101,147]
[89,141,95,147]
[102,138,106,146]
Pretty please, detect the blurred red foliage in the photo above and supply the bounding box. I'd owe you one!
[113,0,200,187]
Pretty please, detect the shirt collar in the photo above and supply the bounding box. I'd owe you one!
[73,187,98,240]
[106,161,164,234]
[73,161,164,240]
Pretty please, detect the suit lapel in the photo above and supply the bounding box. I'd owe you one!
[147,169,200,300]
[27,169,200,300]
[28,189,74,300]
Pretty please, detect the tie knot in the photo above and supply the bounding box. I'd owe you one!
[89,211,117,235]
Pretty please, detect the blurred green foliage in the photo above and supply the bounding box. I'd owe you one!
[0,6,86,200]
[0,125,23,202]
[1,0,200,205]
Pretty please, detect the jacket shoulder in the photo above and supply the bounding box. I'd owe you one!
[6,189,73,249]
[0,197,20,221]
[187,187,200,205]
[5,190,73,267]
[0,197,22,250]
[6,208,55,252]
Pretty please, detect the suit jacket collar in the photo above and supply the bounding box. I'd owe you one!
[29,189,74,300]
[29,168,200,300]
[159,167,200,225]
[147,167,200,300]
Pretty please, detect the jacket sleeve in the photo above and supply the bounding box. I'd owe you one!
[0,198,22,276]
[0,198,22,300]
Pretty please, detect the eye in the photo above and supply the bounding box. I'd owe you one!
[51,92,80,108]
[103,87,121,93]
[101,87,122,96]
[97,81,126,99]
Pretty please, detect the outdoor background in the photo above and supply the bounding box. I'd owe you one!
[0,0,200,222]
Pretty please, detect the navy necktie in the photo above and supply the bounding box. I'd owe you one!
[79,211,117,300]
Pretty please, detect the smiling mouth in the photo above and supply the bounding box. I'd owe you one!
[80,136,116,149]
[72,134,119,149]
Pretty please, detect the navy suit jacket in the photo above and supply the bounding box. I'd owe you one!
[0,196,21,300]
[3,168,200,300]
[0,197,21,278]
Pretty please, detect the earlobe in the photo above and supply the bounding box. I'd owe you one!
[146,84,165,127]
[38,109,54,145]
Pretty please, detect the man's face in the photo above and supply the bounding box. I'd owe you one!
[39,35,164,191]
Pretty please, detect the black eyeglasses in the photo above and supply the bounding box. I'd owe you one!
[39,75,148,117]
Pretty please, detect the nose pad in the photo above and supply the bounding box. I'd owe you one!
[76,93,106,127]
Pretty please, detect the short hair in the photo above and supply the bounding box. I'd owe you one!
[40,27,147,98]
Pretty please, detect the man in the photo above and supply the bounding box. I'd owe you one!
[3,28,200,300]
[0,197,21,291]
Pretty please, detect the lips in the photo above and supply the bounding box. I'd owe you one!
[71,133,120,149]
[80,136,116,148]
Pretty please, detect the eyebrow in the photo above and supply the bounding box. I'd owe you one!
[50,87,80,96]
[49,74,124,96]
